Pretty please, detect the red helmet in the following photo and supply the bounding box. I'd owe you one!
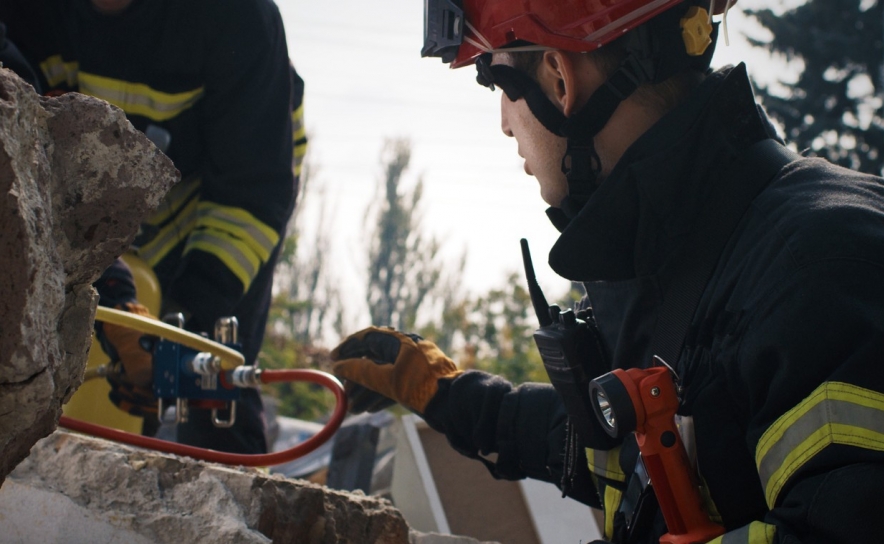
[423,0,690,68]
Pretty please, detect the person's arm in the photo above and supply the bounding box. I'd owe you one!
[716,260,884,543]
[167,0,298,331]
[331,327,601,507]
[428,371,601,507]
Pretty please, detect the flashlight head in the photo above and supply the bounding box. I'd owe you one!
[590,372,636,439]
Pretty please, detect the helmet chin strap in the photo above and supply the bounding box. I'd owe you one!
[482,54,649,217]
[475,0,720,221]
[558,54,654,215]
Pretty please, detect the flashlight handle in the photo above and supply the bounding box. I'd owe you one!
[629,369,725,544]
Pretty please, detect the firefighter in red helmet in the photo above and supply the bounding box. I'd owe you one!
[334,1,884,542]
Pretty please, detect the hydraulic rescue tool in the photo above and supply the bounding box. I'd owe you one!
[60,306,347,466]
[589,363,725,544]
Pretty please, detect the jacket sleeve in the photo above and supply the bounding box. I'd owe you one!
[0,21,42,93]
[423,370,601,507]
[167,0,299,330]
[715,259,884,544]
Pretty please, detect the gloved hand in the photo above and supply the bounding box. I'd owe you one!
[330,326,462,415]
[100,302,158,417]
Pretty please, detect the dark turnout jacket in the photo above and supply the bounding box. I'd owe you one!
[424,65,884,543]
[0,0,304,454]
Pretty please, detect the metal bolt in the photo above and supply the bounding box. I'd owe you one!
[650,386,661,397]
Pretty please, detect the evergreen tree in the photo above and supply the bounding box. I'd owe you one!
[365,139,444,331]
[747,0,884,174]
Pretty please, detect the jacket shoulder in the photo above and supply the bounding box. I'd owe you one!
[753,156,884,268]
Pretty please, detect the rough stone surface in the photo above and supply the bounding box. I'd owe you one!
[0,67,178,485]
[3,431,414,543]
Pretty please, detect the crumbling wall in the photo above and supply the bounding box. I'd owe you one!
[0,67,178,484]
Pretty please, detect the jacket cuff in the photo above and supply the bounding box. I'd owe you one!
[496,382,568,481]
[422,370,512,459]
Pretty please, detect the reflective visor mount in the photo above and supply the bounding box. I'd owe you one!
[422,0,464,63]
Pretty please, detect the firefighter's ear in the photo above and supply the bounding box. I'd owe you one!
[537,50,605,118]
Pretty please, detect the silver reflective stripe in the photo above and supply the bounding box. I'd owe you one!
[39,55,78,87]
[185,230,259,284]
[586,446,625,482]
[135,199,199,266]
[79,72,204,121]
[755,382,884,507]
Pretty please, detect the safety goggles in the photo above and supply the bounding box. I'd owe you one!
[474,53,540,102]
[421,0,464,64]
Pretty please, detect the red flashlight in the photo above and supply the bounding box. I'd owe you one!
[590,366,725,544]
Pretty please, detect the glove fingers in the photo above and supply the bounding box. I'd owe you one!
[331,326,385,359]
[347,384,396,414]
[331,326,422,363]
[108,384,157,417]
[333,331,398,363]
[333,358,397,402]
[102,304,156,388]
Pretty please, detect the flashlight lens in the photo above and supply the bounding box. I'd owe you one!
[596,390,615,429]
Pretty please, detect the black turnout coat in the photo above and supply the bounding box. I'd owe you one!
[423,65,884,544]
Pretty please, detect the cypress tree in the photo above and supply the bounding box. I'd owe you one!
[747,0,883,174]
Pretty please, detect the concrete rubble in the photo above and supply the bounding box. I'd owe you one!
[0,67,178,485]
[0,431,493,544]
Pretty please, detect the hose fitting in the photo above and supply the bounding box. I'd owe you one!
[188,352,222,376]
[230,365,262,388]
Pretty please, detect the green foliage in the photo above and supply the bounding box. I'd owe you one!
[459,272,546,384]
[263,140,586,421]
[261,152,341,421]
[421,274,584,386]
[260,339,335,422]
[747,0,884,174]
[365,138,444,331]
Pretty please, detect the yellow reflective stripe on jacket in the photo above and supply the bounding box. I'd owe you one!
[603,484,622,541]
[292,103,305,142]
[756,381,884,507]
[135,197,200,267]
[708,521,776,544]
[292,103,306,177]
[586,446,626,483]
[185,232,260,290]
[39,55,78,87]
[181,203,280,290]
[78,72,204,121]
[195,203,279,262]
[144,177,200,227]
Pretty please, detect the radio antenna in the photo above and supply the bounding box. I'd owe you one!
[520,238,553,327]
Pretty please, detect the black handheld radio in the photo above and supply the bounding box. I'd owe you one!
[521,239,614,449]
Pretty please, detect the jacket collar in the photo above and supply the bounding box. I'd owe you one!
[548,64,773,282]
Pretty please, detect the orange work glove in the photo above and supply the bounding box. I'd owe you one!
[101,302,158,416]
[331,327,462,415]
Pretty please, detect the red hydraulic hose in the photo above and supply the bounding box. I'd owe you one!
[58,368,347,467]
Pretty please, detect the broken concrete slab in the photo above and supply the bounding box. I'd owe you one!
[0,431,496,544]
[0,67,178,485]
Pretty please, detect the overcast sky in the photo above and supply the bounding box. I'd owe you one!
[277,0,790,329]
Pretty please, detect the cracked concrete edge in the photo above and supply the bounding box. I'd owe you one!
[3,431,501,544]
